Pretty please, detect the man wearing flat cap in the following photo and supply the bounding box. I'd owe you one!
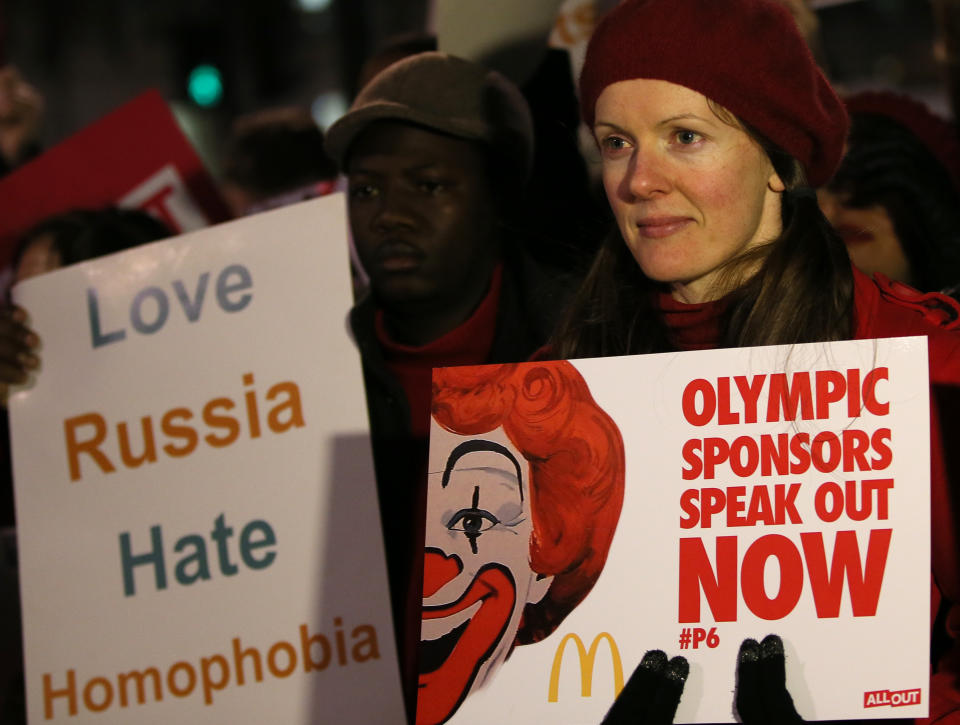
[325,51,566,717]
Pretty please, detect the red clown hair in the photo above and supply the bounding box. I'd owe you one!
[431,361,625,644]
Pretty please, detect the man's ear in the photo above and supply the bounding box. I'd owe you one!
[526,572,554,605]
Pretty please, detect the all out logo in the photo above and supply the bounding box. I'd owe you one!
[863,687,922,708]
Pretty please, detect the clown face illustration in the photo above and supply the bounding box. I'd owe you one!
[417,424,553,725]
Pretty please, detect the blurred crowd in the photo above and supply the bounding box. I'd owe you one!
[3,1,960,723]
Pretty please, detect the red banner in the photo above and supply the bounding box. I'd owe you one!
[0,89,231,268]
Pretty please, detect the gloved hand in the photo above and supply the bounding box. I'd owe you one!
[735,634,805,724]
[601,649,688,724]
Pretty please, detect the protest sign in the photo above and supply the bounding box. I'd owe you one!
[421,338,930,723]
[0,89,231,270]
[9,194,405,723]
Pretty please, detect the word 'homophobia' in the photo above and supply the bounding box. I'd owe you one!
[41,619,381,719]
[63,373,304,481]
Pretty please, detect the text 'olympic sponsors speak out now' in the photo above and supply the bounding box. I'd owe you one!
[676,367,896,624]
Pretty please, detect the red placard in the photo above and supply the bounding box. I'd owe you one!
[0,89,232,268]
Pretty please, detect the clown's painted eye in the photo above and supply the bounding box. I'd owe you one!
[447,485,502,554]
[447,508,499,535]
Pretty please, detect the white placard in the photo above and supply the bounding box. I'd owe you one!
[423,338,930,723]
[10,194,405,724]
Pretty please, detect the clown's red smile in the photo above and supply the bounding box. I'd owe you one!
[417,549,517,725]
[417,427,553,725]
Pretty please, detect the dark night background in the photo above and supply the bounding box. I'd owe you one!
[0,0,951,178]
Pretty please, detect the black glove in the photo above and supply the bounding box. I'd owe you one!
[601,649,688,724]
[735,634,805,724]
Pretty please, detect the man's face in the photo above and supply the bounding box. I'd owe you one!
[346,121,501,307]
[417,424,552,725]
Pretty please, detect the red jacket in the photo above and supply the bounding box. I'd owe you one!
[852,267,960,724]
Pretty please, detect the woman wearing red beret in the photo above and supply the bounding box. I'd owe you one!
[549,0,960,722]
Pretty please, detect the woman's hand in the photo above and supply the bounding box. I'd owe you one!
[735,634,805,724]
[601,649,688,724]
[0,305,39,402]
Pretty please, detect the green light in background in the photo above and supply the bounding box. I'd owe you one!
[187,64,224,107]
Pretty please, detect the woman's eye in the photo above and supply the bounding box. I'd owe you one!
[447,507,500,535]
[675,129,701,145]
[600,135,629,154]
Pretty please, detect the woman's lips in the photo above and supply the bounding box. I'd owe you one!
[635,217,692,239]
[833,224,875,246]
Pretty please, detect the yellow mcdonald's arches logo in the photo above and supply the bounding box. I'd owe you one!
[547,632,624,703]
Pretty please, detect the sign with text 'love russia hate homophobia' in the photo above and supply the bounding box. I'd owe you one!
[421,339,929,723]
[9,194,405,724]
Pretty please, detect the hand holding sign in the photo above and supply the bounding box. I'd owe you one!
[601,650,688,725]
[0,304,39,400]
[600,635,806,725]
[735,635,805,725]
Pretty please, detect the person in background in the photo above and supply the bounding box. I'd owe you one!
[933,0,960,125]
[818,91,960,297]
[218,106,339,217]
[10,207,171,284]
[324,50,570,719]
[520,43,612,276]
[547,0,960,721]
[0,65,43,177]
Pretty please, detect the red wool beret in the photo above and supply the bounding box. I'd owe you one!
[579,0,849,187]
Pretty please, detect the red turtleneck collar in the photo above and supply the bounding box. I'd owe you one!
[654,289,728,351]
[375,264,503,437]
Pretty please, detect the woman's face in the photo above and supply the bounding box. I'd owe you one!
[816,189,912,285]
[16,233,62,282]
[594,78,785,303]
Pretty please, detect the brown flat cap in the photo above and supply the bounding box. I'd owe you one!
[325,51,534,181]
